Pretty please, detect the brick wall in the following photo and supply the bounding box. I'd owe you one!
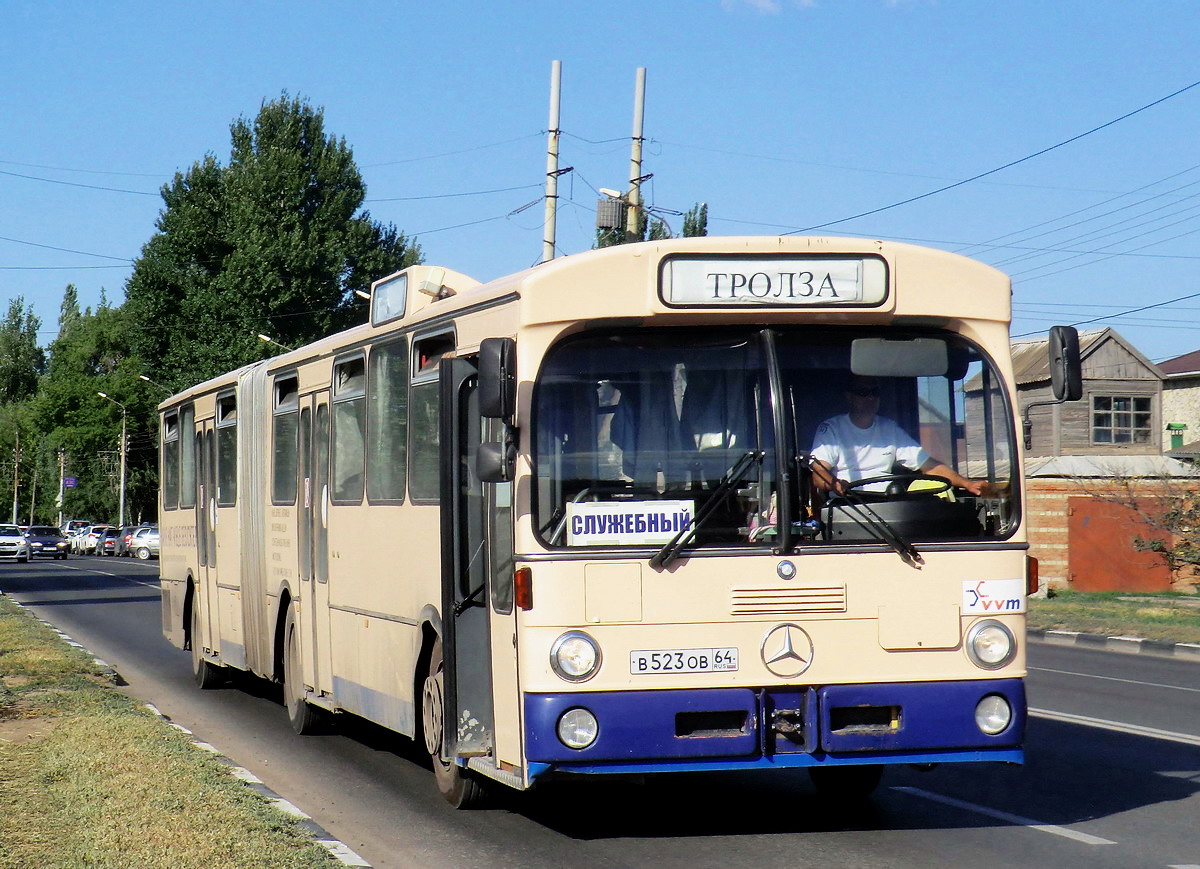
[1026,477,1200,593]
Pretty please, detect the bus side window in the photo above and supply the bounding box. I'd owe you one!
[367,339,408,503]
[332,355,366,504]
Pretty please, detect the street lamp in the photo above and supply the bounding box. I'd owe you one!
[257,333,293,352]
[138,374,168,391]
[97,392,127,527]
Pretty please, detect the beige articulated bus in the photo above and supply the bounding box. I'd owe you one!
[159,236,1081,807]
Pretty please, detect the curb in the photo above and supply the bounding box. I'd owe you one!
[1028,627,1200,662]
[143,704,372,867]
[1,594,372,868]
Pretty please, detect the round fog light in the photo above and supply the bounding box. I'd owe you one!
[975,694,1012,735]
[557,707,599,749]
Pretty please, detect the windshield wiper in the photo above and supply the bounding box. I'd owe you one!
[826,490,924,568]
[650,450,764,571]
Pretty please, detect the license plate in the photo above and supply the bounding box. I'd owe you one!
[629,647,739,675]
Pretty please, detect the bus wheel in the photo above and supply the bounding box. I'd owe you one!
[283,606,327,735]
[422,641,486,808]
[807,764,884,801]
[190,599,222,690]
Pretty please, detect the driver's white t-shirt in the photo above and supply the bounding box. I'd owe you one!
[810,414,929,490]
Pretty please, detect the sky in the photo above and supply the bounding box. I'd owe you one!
[5,1,1200,365]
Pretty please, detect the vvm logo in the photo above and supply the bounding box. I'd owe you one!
[963,579,1026,614]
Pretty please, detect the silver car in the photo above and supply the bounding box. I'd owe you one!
[0,524,30,562]
[130,526,160,560]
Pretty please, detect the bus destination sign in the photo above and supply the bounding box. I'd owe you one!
[662,256,887,307]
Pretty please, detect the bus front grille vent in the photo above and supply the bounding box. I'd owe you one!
[730,586,846,616]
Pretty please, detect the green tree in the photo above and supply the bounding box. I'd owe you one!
[31,293,158,524]
[125,92,421,390]
[0,298,45,402]
[682,202,708,238]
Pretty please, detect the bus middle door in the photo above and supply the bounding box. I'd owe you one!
[298,398,334,698]
[195,422,219,654]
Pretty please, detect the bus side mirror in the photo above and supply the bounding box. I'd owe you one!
[479,337,516,420]
[1049,325,1082,402]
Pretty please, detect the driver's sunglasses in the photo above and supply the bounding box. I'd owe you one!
[848,386,880,397]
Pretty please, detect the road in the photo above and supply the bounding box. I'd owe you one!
[2,556,1198,868]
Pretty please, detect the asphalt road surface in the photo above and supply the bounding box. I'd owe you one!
[3,556,1198,869]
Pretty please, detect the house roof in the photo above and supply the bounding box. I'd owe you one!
[1009,327,1162,386]
[1157,348,1200,377]
[1165,439,1200,459]
[1024,454,1199,478]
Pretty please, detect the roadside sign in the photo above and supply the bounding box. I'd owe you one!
[63,477,77,488]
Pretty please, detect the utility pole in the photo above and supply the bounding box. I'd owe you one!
[10,431,19,524]
[542,60,563,264]
[625,67,647,240]
[57,449,65,529]
[98,392,127,527]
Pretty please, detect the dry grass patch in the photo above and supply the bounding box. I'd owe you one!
[1028,591,1200,644]
[0,596,336,868]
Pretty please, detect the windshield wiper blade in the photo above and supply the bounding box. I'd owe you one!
[650,450,764,571]
[829,492,924,567]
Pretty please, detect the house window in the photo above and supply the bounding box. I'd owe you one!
[1092,395,1152,444]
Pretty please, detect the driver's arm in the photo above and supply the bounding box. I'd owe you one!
[811,459,846,495]
[919,459,988,496]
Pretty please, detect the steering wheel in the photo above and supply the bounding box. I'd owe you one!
[841,473,952,498]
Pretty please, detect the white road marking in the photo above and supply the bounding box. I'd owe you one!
[891,786,1116,846]
[1029,708,1200,747]
[60,563,160,587]
[1030,666,1200,695]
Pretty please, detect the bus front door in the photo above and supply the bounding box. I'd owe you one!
[439,357,495,762]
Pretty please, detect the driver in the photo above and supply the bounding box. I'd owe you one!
[810,375,987,497]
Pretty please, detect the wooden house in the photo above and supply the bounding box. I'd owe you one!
[1013,327,1163,458]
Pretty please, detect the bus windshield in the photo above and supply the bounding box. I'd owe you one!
[533,326,1016,551]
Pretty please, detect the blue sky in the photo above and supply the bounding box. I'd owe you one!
[5,0,1200,363]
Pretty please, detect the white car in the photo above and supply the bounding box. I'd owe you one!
[0,524,30,562]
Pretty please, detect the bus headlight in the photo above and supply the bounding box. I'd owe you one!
[965,619,1016,669]
[557,707,599,749]
[550,631,601,682]
[975,694,1012,735]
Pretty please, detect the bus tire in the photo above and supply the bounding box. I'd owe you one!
[190,598,223,690]
[422,641,487,809]
[807,764,884,801]
[283,605,327,735]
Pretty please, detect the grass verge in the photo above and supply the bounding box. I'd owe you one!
[1027,590,1200,645]
[0,595,336,869]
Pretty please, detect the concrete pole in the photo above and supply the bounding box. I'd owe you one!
[117,410,127,528]
[10,431,19,524]
[57,449,65,529]
[541,60,562,264]
[625,67,647,240]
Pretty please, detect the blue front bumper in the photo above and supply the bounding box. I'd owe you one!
[524,679,1025,777]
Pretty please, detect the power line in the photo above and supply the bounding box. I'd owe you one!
[783,78,1200,235]
[0,168,159,196]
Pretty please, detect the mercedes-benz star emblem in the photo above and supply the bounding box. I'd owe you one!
[760,623,814,678]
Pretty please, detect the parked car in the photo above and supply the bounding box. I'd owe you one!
[114,525,141,557]
[130,526,160,560]
[99,527,121,556]
[25,526,69,560]
[0,524,30,562]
